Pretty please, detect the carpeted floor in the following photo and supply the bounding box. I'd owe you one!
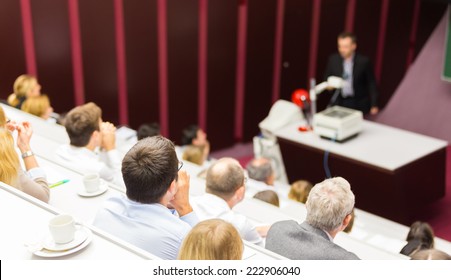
[211,143,451,242]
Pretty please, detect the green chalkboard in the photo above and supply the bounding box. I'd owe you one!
[443,5,451,81]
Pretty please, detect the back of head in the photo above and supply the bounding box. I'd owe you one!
[21,94,51,119]
[182,145,204,165]
[122,136,178,204]
[246,157,273,185]
[288,180,313,203]
[406,221,435,248]
[178,219,243,260]
[0,128,20,185]
[64,102,101,147]
[8,75,38,107]
[253,190,280,207]
[410,249,451,260]
[206,157,244,200]
[181,124,199,145]
[306,177,355,232]
[137,122,160,140]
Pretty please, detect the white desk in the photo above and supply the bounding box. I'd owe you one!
[0,182,159,260]
[275,120,448,225]
[276,120,447,171]
[1,103,69,144]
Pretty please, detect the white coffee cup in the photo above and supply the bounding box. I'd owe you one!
[48,214,76,244]
[83,173,100,193]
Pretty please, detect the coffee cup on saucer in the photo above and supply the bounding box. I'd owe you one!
[48,214,77,244]
[83,173,101,193]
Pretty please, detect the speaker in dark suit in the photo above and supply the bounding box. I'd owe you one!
[324,32,379,115]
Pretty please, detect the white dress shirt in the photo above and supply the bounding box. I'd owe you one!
[93,195,198,260]
[192,193,263,246]
[55,144,125,189]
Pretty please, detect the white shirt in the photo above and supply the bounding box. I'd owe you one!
[93,195,198,260]
[55,144,125,189]
[192,193,263,246]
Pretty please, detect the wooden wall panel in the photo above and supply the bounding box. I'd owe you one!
[206,0,237,150]
[315,0,348,112]
[414,1,447,58]
[242,0,277,141]
[353,0,381,67]
[379,0,415,108]
[279,0,313,101]
[0,0,27,100]
[78,0,119,124]
[123,0,159,129]
[30,0,75,113]
[166,0,198,143]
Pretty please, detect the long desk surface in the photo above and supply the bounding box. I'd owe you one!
[275,120,447,171]
[0,182,158,260]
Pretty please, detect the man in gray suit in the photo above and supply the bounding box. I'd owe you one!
[265,177,360,260]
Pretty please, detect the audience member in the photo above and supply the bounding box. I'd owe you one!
[265,177,359,260]
[410,249,451,260]
[21,94,54,121]
[137,122,160,140]
[246,157,275,186]
[7,74,41,109]
[178,219,243,260]
[288,180,313,204]
[253,190,280,207]
[182,145,205,166]
[191,157,269,246]
[400,221,435,257]
[0,106,7,126]
[180,124,210,163]
[93,136,198,260]
[0,126,49,203]
[55,102,124,188]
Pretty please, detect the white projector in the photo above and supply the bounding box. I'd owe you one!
[312,106,363,142]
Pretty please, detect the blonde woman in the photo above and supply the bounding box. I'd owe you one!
[178,219,243,260]
[7,74,41,109]
[288,180,313,204]
[21,94,54,120]
[0,124,49,202]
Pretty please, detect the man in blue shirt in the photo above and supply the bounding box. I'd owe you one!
[94,136,198,259]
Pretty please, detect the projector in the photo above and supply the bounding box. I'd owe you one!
[312,106,363,142]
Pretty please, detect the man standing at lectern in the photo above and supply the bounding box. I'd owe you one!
[324,32,379,115]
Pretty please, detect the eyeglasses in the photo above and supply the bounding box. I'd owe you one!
[178,161,184,171]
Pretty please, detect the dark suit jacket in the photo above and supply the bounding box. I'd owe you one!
[265,220,360,260]
[324,53,378,114]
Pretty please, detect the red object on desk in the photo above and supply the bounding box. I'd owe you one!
[298,125,311,132]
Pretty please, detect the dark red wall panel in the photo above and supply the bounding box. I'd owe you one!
[123,0,159,130]
[279,0,313,101]
[166,0,198,143]
[30,0,75,113]
[0,0,27,100]
[242,0,277,141]
[414,1,447,58]
[353,0,381,67]
[379,0,414,108]
[78,0,119,124]
[315,0,348,112]
[206,0,237,150]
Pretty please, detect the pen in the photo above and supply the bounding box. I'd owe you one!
[49,179,70,188]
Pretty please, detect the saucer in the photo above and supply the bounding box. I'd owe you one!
[43,226,89,251]
[34,227,93,258]
[77,180,108,197]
